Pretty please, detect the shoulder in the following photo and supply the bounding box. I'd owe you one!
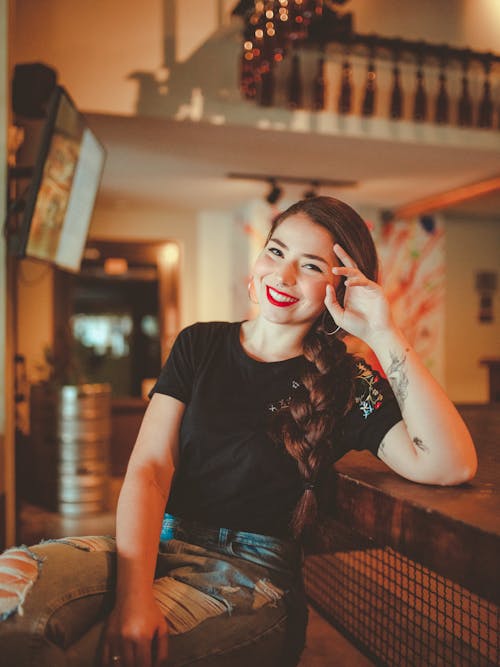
[178,321,237,343]
[174,321,238,357]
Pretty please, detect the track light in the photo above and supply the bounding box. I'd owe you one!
[303,180,319,199]
[266,179,283,205]
[227,173,357,206]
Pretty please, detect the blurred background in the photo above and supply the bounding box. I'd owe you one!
[1,0,499,549]
[1,3,499,664]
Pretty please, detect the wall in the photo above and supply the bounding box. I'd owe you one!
[16,262,54,384]
[0,0,15,549]
[348,0,500,51]
[88,200,198,335]
[11,0,235,116]
[0,6,5,432]
[0,0,7,545]
[444,214,500,403]
[12,0,163,114]
[197,210,234,322]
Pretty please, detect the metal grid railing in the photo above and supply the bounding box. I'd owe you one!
[303,523,499,667]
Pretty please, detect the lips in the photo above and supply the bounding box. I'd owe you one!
[266,285,299,307]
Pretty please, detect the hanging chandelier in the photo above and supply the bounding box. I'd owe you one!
[235,1,353,101]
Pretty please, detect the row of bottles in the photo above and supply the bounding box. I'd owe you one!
[241,51,497,129]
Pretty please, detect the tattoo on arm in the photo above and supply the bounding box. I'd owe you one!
[387,351,409,409]
[413,436,429,453]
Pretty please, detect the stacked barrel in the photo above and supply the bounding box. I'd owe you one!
[30,383,111,516]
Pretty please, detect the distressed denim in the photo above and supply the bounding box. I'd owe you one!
[0,515,308,666]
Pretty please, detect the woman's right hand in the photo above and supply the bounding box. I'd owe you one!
[102,593,169,667]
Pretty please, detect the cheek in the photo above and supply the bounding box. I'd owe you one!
[252,253,272,279]
[304,278,329,304]
[305,274,338,307]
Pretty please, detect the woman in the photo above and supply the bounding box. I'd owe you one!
[0,197,477,667]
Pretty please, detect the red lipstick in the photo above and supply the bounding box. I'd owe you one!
[266,285,299,308]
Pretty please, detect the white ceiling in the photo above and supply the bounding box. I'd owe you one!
[87,112,500,217]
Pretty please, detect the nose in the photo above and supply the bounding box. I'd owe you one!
[276,262,296,286]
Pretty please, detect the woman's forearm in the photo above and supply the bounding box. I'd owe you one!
[368,325,478,483]
[115,462,173,602]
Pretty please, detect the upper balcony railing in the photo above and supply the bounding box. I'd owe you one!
[233,0,500,130]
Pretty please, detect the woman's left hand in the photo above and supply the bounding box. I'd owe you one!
[324,243,393,344]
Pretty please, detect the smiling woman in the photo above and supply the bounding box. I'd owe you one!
[0,196,477,667]
[254,215,337,323]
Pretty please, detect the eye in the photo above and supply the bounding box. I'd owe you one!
[267,246,283,257]
[303,263,323,273]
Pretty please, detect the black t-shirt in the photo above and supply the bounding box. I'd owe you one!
[150,321,402,537]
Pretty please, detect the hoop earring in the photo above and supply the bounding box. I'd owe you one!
[247,277,258,304]
[322,310,341,336]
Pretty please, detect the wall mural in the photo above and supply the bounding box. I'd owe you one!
[376,216,446,385]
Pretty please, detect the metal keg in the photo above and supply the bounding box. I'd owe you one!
[30,382,111,516]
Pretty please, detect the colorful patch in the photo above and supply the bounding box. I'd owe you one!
[355,361,384,419]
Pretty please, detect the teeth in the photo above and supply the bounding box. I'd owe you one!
[269,287,297,303]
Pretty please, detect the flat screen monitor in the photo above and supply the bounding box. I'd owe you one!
[15,85,106,272]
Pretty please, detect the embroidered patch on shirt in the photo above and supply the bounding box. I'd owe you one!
[354,361,384,419]
[267,379,301,413]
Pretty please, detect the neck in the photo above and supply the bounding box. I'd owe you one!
[240,317,311,362]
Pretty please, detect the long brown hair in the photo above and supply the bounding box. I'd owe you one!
[266,196,379,539]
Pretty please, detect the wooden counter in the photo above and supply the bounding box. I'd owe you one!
[331,404,499,604]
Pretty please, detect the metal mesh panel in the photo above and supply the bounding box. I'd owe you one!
[304,524,499,667]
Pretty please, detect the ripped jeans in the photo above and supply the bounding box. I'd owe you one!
[0,514,308,666]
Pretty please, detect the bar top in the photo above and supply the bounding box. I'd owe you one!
[332,405,499,603]
[336,437,498,537]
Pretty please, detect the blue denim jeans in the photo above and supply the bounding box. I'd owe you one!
[0,514,308,666]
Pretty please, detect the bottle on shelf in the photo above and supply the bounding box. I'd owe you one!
[288,51,303,110]
[312,55,326,111]
[457,56,473,127]
[259,60,275,107]
[361,56,376,117]
[338,55,353,114]
[477,58,493,129]
[413,61,427,122]
[240,49,257,101]
[434,56,449,125]
[389,62,404,120]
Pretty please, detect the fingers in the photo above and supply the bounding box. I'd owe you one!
[134,639,151,667]
[102,635,122,667]
[332,263,371,288]
[324,284,344,322]
[154,630,169,667]
[333,243,357,268]
[332,265,359,277]
[103,639,137,667]
[344,275,370,287]
[120,642,135,667]
[101,637,111,667]
[324,283,337,304]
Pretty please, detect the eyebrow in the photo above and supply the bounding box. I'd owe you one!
[269,237,329,265]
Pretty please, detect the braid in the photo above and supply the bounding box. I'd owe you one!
[264,196,379,540]
[273,319,358,539]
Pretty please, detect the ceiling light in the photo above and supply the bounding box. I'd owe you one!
[266,179,283,204]
[303,180,319,199]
